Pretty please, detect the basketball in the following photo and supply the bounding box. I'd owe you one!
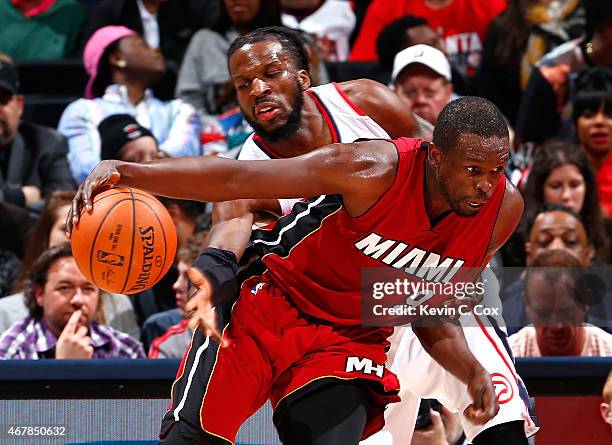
[71,188,177,294]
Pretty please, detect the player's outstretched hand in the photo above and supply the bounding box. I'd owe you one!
[56,310,94,359]
[184,267,229,348]
[464,365,499,425]
[67,160,122,237]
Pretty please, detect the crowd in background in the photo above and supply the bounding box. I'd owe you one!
[0,0,612,440]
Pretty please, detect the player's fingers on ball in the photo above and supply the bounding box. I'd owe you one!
[69,192,81,231]
[109,171,121,185]
[83,181,95,212]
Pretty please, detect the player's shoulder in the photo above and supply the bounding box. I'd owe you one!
[335,79,410,136]
[489,179,524,252]
[500,179,524,217]
[336,78,390,102]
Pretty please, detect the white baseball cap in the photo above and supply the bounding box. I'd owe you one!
[391,44,452,84]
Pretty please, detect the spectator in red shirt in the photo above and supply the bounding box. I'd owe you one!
[573,67,612,217]
[350,0,506,78]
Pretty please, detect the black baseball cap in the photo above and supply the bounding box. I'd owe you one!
[98,114,156,160]
[0,61,19,94]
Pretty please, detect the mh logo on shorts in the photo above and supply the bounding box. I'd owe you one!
[345,357,384,378]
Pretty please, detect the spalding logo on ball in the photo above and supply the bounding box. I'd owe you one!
[71,188,177,294]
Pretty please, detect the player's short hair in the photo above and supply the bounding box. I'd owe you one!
[228,26,310,74]
[23,242,74,319]
[432,97,509,153]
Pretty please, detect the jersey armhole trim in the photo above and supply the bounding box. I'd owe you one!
[333,82,367,116]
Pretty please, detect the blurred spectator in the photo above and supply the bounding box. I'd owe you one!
[0,243,145,359]
[0,202,32,297]
[138,200,208,347]
[521,140,609,264]
[297,30,329,87]
[0,250,21,300]
[515,0,612,145]
[0,0,86,61]
[281,0,356,62]
[82,0,219,68]
[376,16,441,71]
[390,44,457,125]
[502,204,612,335]
[98,113,161,163]
[572,67,612,217]
[601,371,612,431]
[58,26,201,184]
[509,249,612,357]
[158,197,209,251]
[376,16,470,95]
[148,231,208,358]
[478,0,585,124]
[175,0,282,115]
[350,0,506,79]
[0,190,140,340]
[0,59,75,212]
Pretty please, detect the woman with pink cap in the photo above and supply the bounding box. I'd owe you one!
[58,26,201,184]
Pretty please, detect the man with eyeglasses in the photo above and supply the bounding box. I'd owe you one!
[0,58,74,211]
[390,44,458,125]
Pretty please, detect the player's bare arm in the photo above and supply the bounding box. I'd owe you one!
[68,140,399,233]
[207,199,280,259]
[339,79,433,139]
[184,199,277,340]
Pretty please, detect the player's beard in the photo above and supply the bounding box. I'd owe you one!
[248,80,304,143]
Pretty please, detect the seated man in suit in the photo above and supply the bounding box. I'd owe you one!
[0,58,75,212]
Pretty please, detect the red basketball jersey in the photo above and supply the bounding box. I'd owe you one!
[246,137,506,325]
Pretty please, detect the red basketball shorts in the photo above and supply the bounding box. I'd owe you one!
[198,275,400,444]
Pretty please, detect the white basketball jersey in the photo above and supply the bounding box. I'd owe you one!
[238,82,390,214]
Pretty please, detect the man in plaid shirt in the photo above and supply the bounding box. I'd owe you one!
[0,243,144,359]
